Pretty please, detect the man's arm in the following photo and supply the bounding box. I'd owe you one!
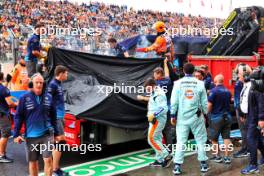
[136,37,165,52]
[146,37,164,52]
[257,92,264,129]
[164,58,170,78]
[137,95,149,102]
[170,82,179,118]
[47,82,56,98]
[153,94,168,118]
[4,88,17,107]
[207,102,213,114]
[10,67,18,85]
[32,50,42,57]
[124,51,129,58]
[234,81,241,109]
[13,97,25,138]
[200,83,208,114]
[44,93,59,136]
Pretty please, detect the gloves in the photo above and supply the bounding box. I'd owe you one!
[136,48,148,52]
[147,113,155,123]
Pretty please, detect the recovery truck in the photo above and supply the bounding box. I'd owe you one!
[189,6,264,94]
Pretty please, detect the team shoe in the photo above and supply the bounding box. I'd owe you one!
[241,165,259,175]
[173,164,182,175]
[233,150,250,158]
[0,155,13,163]
[149,160,164,167]
[162,154,173,168]
[223,157,231,164]
[200,161,210,173]
[53,168,69,176]
[258,157,264,166]
[210,155,222,163]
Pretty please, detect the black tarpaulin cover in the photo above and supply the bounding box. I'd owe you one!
[47,47,163,129]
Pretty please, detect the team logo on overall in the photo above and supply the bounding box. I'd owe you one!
[26,97,31,102]
[185,90,194,99]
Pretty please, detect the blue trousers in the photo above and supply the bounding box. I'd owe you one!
[247,124,264,165]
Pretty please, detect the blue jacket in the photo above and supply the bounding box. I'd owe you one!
[208,85,231,119]
[14,91,58,138]
[47,79,65,119]
[156,77,172,104]
[234,80,243,109]
[115,43,127,58]
[247,89,264,125]
[204,73,213,90]
[25,34,41,62]
[0,83,10,114]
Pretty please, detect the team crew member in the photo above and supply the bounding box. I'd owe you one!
[47,65,69,176]
[208,74,232,164]
[233,64,251,158]
[25,23,46,77]
[144,77,172,167]
[194,69,205,81]
[138,58,173,148]
[241,69,264,174]
[170,63,209,175]
[136,21,174,60]
[108,38,129,58]
[10,59,29,91]
[200,65,214,91]
[13,73,58,176]
[153,58,173,148]
[0,72,17,163]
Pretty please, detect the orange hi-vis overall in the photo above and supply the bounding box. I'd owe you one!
[141,34,174,60]
[11,64,29,91]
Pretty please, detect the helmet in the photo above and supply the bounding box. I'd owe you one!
[152,21,166,33]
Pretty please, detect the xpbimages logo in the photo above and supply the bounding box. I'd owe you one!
[36,25,103,39]
[97,83,168,95]
[30,142,102,155]
[164,26,234,38]
[164,142,234,155]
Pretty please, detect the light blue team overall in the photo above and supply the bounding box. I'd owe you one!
[147,87,169,163]
[170,75,208,164]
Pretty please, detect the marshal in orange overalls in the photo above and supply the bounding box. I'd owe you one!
[11,60,29,91]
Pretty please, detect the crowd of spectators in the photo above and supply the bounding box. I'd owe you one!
[0,0,224,59]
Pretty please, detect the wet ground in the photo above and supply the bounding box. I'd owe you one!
[123,149,264,176]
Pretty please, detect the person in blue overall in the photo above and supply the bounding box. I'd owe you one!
[144,77,172,168]
[170,63,209,175]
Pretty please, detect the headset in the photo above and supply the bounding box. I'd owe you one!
[28,73,46,90]
[236,63,251,82]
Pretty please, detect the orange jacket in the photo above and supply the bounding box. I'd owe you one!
[146,35,175,60]
[146,36,167,55]
[11,64,29,91]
